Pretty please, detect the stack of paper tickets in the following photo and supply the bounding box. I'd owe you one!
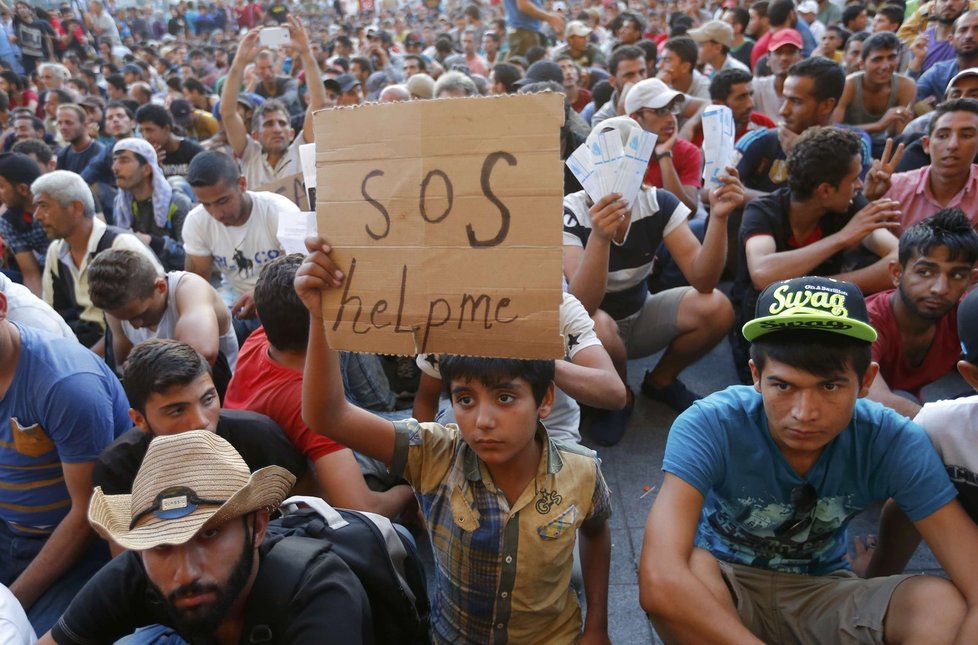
[701,105,736,192]
[566,128,657,208]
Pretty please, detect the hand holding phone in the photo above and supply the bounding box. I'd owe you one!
[260,26,291,48]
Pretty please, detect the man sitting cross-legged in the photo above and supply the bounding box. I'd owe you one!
[640,275,978,644]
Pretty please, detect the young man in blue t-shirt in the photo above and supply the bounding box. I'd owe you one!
[640,276,978,643]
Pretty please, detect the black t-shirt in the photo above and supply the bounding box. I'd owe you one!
[49,534,374,644]
[161,137,203,178]
[93,409,309,495]
[168,16,187,36]
[56,140,106,175]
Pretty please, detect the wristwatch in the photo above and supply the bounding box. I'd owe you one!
[655,151,673,161]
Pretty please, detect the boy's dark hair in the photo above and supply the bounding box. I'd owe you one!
[751,1,770,18]
[106,100,134,119]
[439,356,556,406]
[847,30,871,50]
[123,338,212,414]
[88,249,159,311]
[928,97,978,135]
[663,37,698,68]
[106,73,127,92]
[404,53,427,72]
[634,39,660,66]
[254,254,309,353]
[877,3,905,28]
[767,0,795,27]
[842,3,866,29]
[787,126,863,199]
[187,150,240,187]
[526,45,547,65]
[860,31,901,60]
[749,330,872,381]
[787,56,846,105]
[350,55,374,74]
[898,208,978,266]
[0,70,25,91]
[11,138,54,166]
[183,77,207,94]
[491,62,522,93]
[611,10,647,35]
[826,24,850,49]
[725,6,750,31]
[609,45,645,76]
[591,80,614,110]
[135,103,174,129]
[710,68,753,102]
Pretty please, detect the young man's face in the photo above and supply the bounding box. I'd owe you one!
[768,44,802,76]
[845,40,864,71]
[193,177,249,227]
[0,176,28,211]
[894,245,974,321]
[923,110,978,175]
[112,150,152,191]
[779,75,826,133]
[139,121,170,149]
[461,31,476,55]
[142,513,264,639]
[723,81,755,127]
[947,75,978,100]
[613,56,646,88]
[105,107,134,138]
[821,154,863,212]
[450,375,553,468]
[632,101,680,139]
[953,13,978,56]
[862,46,898,85]
[403,57,420,77]
[749,356,876,462]
[619,19,642,43]
[657,48,690,81]
[132,372,221,436]
[871,13,897,32]
[821,29,843,52]
[849,10,868,32]
[558,58,579,88]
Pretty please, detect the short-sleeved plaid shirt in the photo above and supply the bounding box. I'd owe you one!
[390,418,611,645]
[0,209,49,259]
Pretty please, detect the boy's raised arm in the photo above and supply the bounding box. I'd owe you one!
[295,237,397,465]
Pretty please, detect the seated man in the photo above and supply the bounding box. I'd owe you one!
[0,272,73,338]
[625,78,702,212]
[833,31,916,158]
[295,238,614,644]
[866,209,978,417]
[687,68,776,148]
[736,56,852,201]
[92,338,308,498]
[45,430,371,643]
[225,255,415,518]
[884,99,978,231]
[220,19,326,190]
[731,127,901,383]
[641,275,978,644]
[0,287,131,635]
[33,170,162,351]
[110,137,192,272]
[749,29,803,121]
[182,151,294,340]
[134,104,203,183]
[87,249,238,397]
[564,117,742,416]
[0,152,48,296]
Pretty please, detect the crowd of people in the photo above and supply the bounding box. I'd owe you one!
[1,0,978,642]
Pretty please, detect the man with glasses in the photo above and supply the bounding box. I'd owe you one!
[626,78,702,211]
[640,275,978,644]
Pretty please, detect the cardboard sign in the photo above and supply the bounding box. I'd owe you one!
[257,172,309,211]
[314,93,565,359]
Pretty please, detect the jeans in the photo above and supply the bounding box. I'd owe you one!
[115,625,188,645]
[0,519,110,636]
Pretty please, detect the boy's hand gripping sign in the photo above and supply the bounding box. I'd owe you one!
[314,93,565,359]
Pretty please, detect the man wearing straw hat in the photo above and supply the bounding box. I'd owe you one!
[44,430,372,644]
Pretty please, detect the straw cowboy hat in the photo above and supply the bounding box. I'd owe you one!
[88,430,295,552]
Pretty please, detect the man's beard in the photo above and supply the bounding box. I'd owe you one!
[898,283,953,321]
[153,519,256,645]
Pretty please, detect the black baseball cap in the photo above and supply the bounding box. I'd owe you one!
[743,277,877,343]
[324,73,360,94]
[958,287,978,364]
[513,60,563,87]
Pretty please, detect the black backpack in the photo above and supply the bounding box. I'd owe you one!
[253,496,431,645]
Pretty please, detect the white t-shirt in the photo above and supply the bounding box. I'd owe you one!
[0,584,36,645]
[0,273,75,339]
[914,395,978,508]
[752,75,785,122]
[416,292,603,444]
[182,191,295,301]
[240,134,304,192]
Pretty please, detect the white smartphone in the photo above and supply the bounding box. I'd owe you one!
[260,26,291,48]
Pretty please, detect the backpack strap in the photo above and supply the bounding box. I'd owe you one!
[242,536,330,644]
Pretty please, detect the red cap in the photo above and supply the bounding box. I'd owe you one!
[769,29,803,52]
[721,0,737,7]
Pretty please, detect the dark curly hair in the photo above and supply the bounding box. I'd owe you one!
[787,126,863,200]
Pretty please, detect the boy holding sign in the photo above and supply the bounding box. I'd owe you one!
[295,238,613,645]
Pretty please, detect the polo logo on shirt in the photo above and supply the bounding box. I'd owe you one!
[535,488,562,514]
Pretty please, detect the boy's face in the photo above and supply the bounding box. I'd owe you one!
[450,376,554,467]
[131,373,221,437]
[893,246,974,321]
[749,356,877,464]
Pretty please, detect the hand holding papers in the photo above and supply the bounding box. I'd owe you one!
[567,117,656,208]
[701,105,736,192]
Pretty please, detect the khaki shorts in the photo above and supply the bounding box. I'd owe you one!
[506,28,544,58]
[616,287,691,360]
[718,561,915,645]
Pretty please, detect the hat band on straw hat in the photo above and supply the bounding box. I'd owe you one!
[129,486,227,530]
